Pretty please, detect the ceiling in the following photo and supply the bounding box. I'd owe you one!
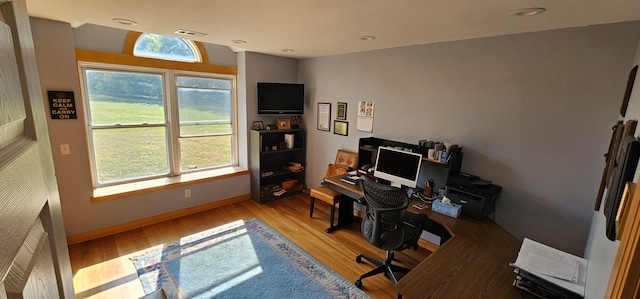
[25,0,640,59]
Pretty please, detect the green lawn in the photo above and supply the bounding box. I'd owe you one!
[90,100,232,183]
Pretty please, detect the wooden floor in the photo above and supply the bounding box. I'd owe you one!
[68,193,433,299]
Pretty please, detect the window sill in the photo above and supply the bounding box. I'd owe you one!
[91,166,249,203]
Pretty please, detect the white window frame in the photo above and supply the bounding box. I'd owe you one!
[78,61,237,188]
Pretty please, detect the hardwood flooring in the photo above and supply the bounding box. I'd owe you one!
[68,193,433,299]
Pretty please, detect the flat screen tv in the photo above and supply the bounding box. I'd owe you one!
[374,146,423,188]
[257,82,304,114]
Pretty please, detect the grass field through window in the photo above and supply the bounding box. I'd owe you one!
[91,100,232,183]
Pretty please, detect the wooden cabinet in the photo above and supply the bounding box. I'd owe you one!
[250,129,306,203]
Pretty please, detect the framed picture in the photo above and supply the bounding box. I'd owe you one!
[252,121,264,130]
[605,136,640,241]
[277,118,291,130]
[337,102,347,120]
[621,65,638,117]
[333,120,348,136]
[596,121,624,211]
[317,102,331,131]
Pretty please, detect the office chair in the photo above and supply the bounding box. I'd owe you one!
[355,176,429,289]
[309,150,357,228]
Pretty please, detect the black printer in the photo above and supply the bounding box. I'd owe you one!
[445,173,502,220]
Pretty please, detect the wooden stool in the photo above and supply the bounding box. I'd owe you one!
[308,149,357,229]
[310,186,341,227]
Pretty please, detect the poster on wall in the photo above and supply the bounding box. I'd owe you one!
[48,90,77,119]
[356,101,374,132]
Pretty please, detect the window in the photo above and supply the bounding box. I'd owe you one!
[78,34,236,187]
[175,75,233,172]
[133,33,201,62]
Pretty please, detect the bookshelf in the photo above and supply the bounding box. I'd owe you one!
[250,129,306,203]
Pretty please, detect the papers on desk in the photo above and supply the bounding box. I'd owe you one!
[510,238,587,298]
[525,246,578,282]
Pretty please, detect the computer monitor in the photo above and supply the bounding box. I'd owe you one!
[373,146,423,188]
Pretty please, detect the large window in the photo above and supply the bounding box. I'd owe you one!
[80,64,236,187]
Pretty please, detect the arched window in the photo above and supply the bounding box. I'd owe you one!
[123,32,210,64]
[133,33,201,62]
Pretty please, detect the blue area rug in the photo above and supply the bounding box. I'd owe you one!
[131,219,370,299]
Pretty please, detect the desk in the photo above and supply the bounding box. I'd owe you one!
[322,175,522,298]
[320,176,363,232]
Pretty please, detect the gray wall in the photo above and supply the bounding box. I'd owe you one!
[31,18,250,236]
[299,21,640,256]
[243,52,299,126]
[584,36,640,298]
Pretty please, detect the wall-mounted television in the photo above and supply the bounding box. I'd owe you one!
[257,82,304,114]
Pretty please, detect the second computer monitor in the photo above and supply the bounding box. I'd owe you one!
[374,146,423,188]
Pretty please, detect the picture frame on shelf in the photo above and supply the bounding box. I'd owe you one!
[252,121,264,130]
[334,120,348,136]
[277,118,291,130]
[337,102,347,120]
[317,102,331,131]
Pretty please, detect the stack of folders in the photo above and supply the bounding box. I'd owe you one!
[510,238,587,299]
[340,175,360,185]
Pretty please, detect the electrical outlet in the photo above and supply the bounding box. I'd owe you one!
[60,144,71,155]
[184,189,191,198]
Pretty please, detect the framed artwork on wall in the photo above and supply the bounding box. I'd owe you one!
[595,121,624,211]
[620,65,638,117]
[605,135,640,241]
[333,120,348,136]
[337,102,347,120]
[317,102,331,131]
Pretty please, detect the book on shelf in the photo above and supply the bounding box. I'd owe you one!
[284,164,304,172]
[273,189,286,196]
[340,175,360,185]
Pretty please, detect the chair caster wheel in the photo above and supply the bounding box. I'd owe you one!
[355,255,362,263]
[355,279,363,288]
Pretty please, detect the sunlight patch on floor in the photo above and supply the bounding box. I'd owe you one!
[178,219,246,246]
[73,244,166,299]
[176,220,262,297]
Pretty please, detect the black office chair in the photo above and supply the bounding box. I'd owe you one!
[354,175,429,289]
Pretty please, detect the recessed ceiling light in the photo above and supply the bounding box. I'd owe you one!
[232,40,247,44]
[282,49,294,53]
[112,18,137,26]
[175,29,207,37]
[359,35,376,41]
[510,8,546,17]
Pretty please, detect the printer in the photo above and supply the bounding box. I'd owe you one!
[445,172,502,220]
